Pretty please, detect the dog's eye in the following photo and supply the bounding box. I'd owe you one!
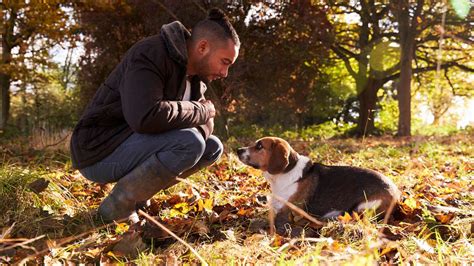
[256,142,263,150]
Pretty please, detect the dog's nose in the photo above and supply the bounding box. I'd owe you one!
[236,148,245,156]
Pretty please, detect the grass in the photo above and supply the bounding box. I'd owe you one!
[0,129,473,264]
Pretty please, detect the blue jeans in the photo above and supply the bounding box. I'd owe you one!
[80,128,223,184]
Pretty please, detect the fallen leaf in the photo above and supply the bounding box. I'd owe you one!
[197,198,213,212]
[434,212,455,224]
[115,223,129,235]
[271,234,284,247]
[237,208,253,217]
[27,178,50,194]
[111,231,147,258]
[192,220,209,235]
[412,237,435,254]
[338,212,352,223]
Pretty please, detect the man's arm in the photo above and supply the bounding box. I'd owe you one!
[119,48,213,134]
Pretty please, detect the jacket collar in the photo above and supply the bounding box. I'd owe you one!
[160,21,190,67]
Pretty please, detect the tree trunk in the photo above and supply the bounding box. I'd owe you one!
[1,7,13,132]
[357,77,383,136]
[0,73,10,132]
[397,38,414,136]
[396,0,422,136]
[397,46,413,136]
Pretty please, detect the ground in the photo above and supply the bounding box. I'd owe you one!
[0,132,473,264]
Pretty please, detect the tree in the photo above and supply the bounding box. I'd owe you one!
[74,1,333,135]
[326,0,399,136]
[0,2,73,132]
[390,0,473,135]
[392,0,423,136]
[73,0,207,113]
[325,0,473,136]
[218,1,332,129]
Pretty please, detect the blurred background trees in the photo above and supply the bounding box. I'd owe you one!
[0,0,472,139]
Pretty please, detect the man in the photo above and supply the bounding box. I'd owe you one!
[70,8,240,222]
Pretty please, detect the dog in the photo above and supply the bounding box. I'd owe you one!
[237,137,400,237]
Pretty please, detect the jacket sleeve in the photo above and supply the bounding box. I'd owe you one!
[119,46,212,134]
[194,82,213,139]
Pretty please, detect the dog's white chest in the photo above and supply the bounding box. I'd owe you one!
[264,156,310,211]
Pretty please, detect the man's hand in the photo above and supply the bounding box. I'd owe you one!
[200,99,216,119]
[207,117,214,134]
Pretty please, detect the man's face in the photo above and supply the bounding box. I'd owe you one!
[194,39,239,83]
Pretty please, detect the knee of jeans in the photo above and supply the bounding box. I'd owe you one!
[206,135,224,162]
[181,129,206,162]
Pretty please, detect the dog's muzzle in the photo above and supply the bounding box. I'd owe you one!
[236,148,249,162]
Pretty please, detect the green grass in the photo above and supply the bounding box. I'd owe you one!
[1,130,473,264]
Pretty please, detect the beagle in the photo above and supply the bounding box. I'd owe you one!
[237,137,400,237]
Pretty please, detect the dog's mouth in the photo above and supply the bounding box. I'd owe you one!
[237,154,260,169]
[246,162,260,169]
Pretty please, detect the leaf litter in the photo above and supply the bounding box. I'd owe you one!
[0,133,473,264]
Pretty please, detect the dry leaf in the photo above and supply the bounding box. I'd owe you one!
[271,234,284,247]
[111,231,147,258]
[338,212,352,223]
[27,178,50,194]
[192,220,209,235]
[115,223,129,235]
[434,212,455,224]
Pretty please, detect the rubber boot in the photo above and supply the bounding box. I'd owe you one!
[98,154,176,222]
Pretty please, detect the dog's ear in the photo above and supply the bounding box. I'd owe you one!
[268,142,289,174]
[287,148,298,171]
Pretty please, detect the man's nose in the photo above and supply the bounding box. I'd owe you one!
[220,67,229,78]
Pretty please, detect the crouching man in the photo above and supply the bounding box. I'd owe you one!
[70,8,240,222]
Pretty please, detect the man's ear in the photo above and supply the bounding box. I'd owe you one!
[267,142,289,175]
[197,39,210,55]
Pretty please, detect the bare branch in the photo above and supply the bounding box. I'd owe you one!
[331,45,358,78]
[444,68,470,97]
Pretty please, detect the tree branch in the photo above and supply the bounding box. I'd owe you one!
[331,45,358,78]
[383,59,474,84]
[444,68,470,97]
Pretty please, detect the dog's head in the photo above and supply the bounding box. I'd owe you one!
[237,137,299,175]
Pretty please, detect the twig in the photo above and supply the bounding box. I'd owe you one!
[154,0,180,21]
[0,235,45,253]
[298,237,334,244]
[175,177,201,190]
[362,109,372,142]
[38,132,71,150]
[18,218,126,264]
[268,195,275,235]
[0,222,15,239]
[380,197,398,230]
[138,210,208,266]
[0,238,30,243]
[276,237,334,253]
[271,194,325,226]
[190,0,207,14]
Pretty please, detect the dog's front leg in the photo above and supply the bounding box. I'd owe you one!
[274,208,304,237]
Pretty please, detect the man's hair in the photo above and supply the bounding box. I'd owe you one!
[191,8,240,47]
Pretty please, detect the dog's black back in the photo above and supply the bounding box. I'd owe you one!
[303,163,395,217]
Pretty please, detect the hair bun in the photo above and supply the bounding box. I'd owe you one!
[207,8,226,20]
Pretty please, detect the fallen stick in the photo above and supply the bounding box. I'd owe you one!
[137,210,208,266]
[271,194,325,227]
[0,235,45,253]
[18,218,127,264]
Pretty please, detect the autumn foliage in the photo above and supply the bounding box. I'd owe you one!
[1,131,473,264]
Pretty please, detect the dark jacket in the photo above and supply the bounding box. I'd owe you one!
[70,21,213,169]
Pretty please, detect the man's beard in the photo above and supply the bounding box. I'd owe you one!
[195,55,213,83]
